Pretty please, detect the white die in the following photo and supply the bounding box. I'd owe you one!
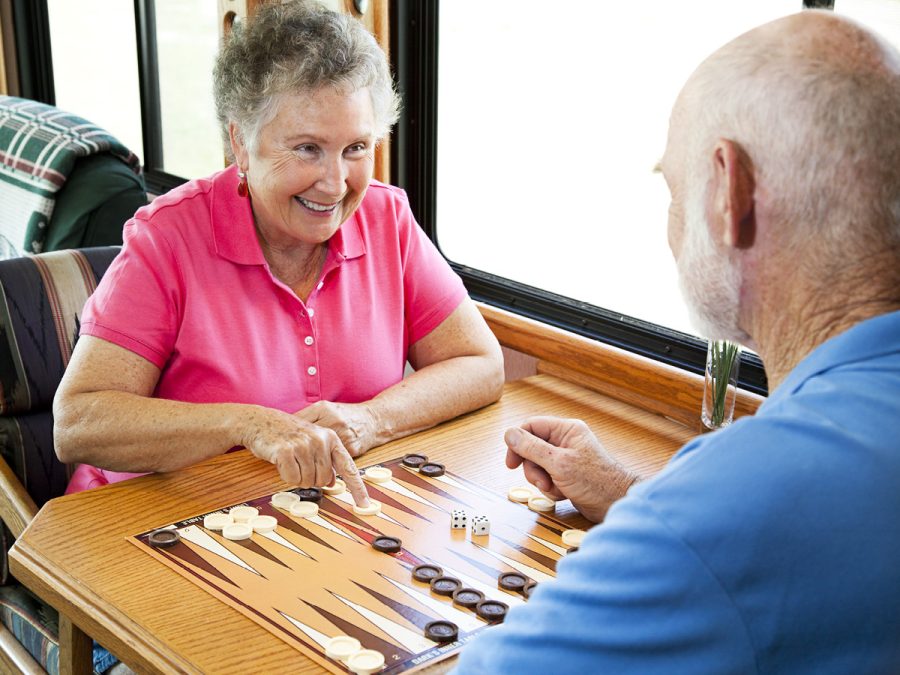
[471,515,490,536]
[451,509,468,529]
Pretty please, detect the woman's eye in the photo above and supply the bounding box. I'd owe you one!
[296,144,318,157]
[345,143,368,156]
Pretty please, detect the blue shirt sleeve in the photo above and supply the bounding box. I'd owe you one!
[454,494,757,675]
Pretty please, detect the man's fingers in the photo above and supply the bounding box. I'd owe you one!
[522,459,554,493]
[505,446,524,469]
[331,443,370,507]
[505,426,555,467]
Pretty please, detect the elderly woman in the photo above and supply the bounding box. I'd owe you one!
[53,0,504,506]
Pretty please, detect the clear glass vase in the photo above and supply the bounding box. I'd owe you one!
[701,340,742,430]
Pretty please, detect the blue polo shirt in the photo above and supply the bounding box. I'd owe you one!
[456,311,900,674]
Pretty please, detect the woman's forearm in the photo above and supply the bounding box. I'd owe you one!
[53,390,255,472]
[367,353,505,446]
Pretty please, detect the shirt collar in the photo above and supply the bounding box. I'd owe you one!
[212,163,367,265]
[766,309,900,406]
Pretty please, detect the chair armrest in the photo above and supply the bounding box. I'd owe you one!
[0,457,38,538]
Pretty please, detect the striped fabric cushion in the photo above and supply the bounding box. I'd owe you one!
[0,584,60,675]
[0,248,120,587]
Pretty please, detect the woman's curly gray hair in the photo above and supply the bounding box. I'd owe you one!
[214,0,400,159]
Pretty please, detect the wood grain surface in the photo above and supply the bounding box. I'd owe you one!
[10,375,695,674]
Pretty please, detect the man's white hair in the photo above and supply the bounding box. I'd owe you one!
[683,11,900,261]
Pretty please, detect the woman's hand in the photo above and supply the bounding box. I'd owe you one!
[505,416,639,523]
[293,401,379,458]
[242,407,369,506]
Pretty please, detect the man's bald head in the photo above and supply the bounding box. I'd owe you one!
[676,10,900,255]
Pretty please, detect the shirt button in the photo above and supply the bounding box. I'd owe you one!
[307,366,317,376]
[304,336,314,346]
[308,308,315,317]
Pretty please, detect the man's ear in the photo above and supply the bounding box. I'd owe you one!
[710,139,755,249]
[228,122,249,170]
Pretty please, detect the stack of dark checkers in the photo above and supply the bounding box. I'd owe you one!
[474,599,509,623]
[148,529,180,548]
[424,620,459,643]
[297,487,322,502]
[419,462,445,477]
[523,580,538,599]
[412,564,443,583]
[451,588,484,609]
[498,571,529,593]
[371,536,402,553]
[401,453,428,468]
[429,575,462,597]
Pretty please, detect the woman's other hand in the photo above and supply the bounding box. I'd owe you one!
[243,408,369,506]
[293,401,378,458]
[504,416,639,523]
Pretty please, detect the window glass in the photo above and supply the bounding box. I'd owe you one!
[48,0,143,160]
[437,2,799,337]
[836,0,900,47]
[154,0,224,178]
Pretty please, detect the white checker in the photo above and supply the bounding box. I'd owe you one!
[507,486,534,503]
[562,529,587,548]
[352,500,382,516]
[249,515,278,533]
[289,501,319,518]
[271,492,300,509]
[325,635,362,662]
[348,649,385,675]
[229,505,258,523]
[363,466,392,484]
[222,523,253,541]
[322,478,346,495]
[527,495,556,513]
[202,512,232,531]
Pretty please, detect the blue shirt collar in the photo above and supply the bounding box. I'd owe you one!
[765,309,900,407]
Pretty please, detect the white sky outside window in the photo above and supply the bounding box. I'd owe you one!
[48,0,144,161]
[437,2,804,337]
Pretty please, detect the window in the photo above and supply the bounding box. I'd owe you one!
[435,1,795,340]
[47,0,143,161]
[46,0,222,189]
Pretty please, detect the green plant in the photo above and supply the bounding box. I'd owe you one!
[707,340,741,427]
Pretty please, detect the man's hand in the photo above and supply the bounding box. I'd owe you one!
[242,407,370,507]
[294,401,379,458]
[505,416,639,522]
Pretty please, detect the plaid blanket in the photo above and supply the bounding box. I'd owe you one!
[0,96,141,257]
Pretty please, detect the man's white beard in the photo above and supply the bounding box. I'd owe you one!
[677,187,751,345]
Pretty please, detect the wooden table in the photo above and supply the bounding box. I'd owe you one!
[9,375,695,674]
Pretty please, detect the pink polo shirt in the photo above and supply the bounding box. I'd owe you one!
[66,164,466,492]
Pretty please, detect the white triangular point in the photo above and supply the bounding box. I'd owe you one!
[436,560,525,609]
[330,492,404,527]
[300,514,356,541]
[431,473,485,497]
[259,530,312,557]
[177,525,260,575]
[376,479,443,511]
[380,575,482,632]
[277,611,332,650]
[333,593,436,653]
[525,533,567,556]
[473,544,555,584]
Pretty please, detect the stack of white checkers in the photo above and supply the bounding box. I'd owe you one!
[202,507,277,540]
[507,485,556,513]
[324,635,385,674]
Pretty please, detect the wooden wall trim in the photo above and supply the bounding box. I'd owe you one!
[478,303,764,430]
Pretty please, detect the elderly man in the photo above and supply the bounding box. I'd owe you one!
[456,10,900,674]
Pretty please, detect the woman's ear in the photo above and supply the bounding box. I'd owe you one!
[710,139,756,249]
[228,122,249,170]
